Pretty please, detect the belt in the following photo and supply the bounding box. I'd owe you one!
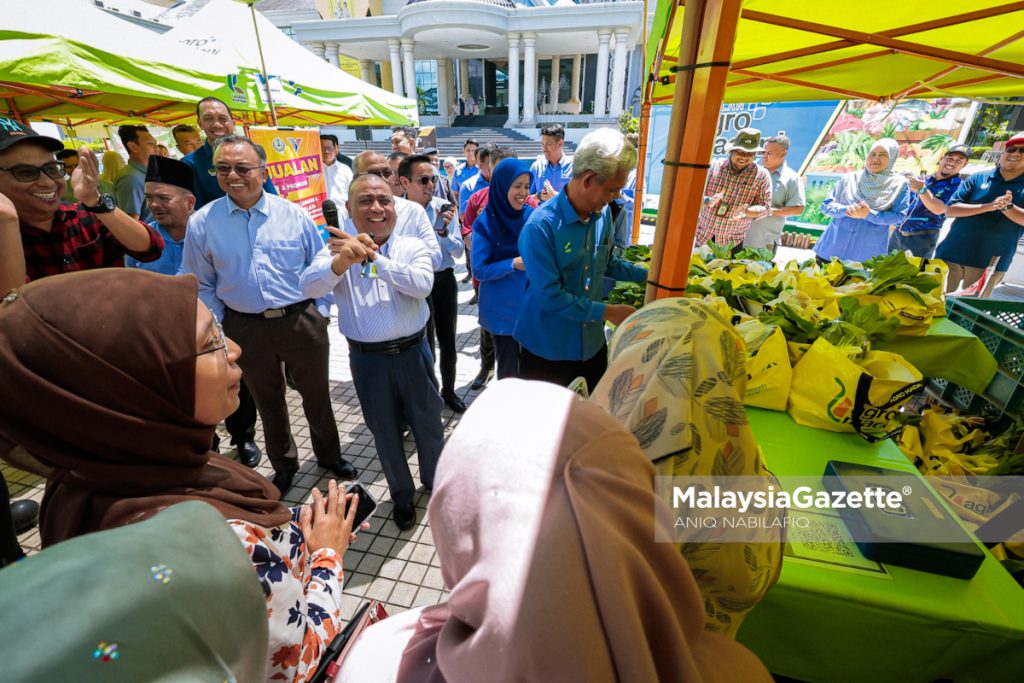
[348,328,425,355]
[897,228,940,236]
[229,299,313,320]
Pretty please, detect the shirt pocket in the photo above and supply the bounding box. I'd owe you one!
[70,234,105,269]
[262,239,306,273]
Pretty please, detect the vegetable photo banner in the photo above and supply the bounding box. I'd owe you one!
[248,127,328,228]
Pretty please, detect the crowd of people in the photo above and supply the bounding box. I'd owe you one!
[697,126,1024,296]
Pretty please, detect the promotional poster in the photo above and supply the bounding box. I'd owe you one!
[248,127,328,229]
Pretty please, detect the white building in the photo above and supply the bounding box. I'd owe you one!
[257,0,646,128]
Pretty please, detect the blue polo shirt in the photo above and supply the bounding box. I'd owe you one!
[453,163,479,197]
[900,174,963,233]
[126,221,184,275]
[935,168,1024,271]
[182,141,277,209]
[459,173,489,219]
[529,154,573,196]
[514,189,647,362]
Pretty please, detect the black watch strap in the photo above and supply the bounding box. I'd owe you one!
[83,193,116,214]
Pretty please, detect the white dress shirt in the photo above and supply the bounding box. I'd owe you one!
[424,196,464,271]
[300,234,434,343]
[324,161,353,204]
[340,196,442,270]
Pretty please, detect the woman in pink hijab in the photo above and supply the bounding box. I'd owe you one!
[338,379,771,683]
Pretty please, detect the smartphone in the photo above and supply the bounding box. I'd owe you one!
[345,482,378,527]
[434,203,454,232]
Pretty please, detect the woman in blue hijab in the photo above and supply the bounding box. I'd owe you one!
[471,159,535,379]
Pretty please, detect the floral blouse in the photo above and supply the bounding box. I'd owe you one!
[229,509,344,683]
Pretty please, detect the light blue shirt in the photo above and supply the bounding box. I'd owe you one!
[453,163,479,199]
[126,221,183,275]
[424,196,465,271]
[180,192,330,321]
[529,154,573,196]
[300,234,434,343]
[814,181,912,262]
[514,190,648,362]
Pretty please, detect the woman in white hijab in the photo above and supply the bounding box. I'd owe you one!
[814,138,912,263]
[337,379,771,683]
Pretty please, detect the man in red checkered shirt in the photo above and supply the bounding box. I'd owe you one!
[0,117,162,283]
[695,128,772,248]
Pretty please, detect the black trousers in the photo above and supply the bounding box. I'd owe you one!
[223,304,341,475]
[519,344,609,393]
[0,475,23,568]
[350,338,444,507]
[426,268,459,393]
[213,380,257,452]
[492,333,520,379]
[479,329,495,373]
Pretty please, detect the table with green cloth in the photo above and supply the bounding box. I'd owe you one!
[875,317,998,394]
[736,408,1024,683]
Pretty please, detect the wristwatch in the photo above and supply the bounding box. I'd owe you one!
[83,193,116,214]
[917,186,929,195]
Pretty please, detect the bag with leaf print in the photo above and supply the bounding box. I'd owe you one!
[591,297,783,637]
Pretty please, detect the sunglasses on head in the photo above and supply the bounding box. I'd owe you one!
[0,160,67,182]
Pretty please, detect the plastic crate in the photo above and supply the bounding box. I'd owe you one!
[933,297,1024,423]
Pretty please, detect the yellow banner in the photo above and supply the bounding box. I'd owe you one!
[248,127,327,227]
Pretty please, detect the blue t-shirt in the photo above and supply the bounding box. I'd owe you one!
[935,168,1024,271]
[453,163,479,198]
[529,155,574,196]
[900,174,962,233]
[126,221,184,275]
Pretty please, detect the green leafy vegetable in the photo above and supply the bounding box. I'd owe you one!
[608,282,645,308]
[734,246,775,262]
[838,296,900,344]
[623,245,652,263]
[864,251,940,296]
[758,302,820,344]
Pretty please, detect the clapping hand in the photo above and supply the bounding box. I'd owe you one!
[991,191,1013,212]
[846,201,870,219]
[905,173,926,193]
[72,147,101,206]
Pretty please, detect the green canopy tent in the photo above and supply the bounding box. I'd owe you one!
[640,0,1024,303]
[0,0,417,128]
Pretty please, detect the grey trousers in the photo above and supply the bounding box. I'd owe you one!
[223,304,341,474]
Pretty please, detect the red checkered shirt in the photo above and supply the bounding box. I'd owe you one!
[695,159,772,247]
[20,203,164,282]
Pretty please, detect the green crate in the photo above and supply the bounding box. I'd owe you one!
[936,297,1024,423]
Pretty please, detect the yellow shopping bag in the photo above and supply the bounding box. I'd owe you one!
[743,327,792,411]
[788,338,925,442]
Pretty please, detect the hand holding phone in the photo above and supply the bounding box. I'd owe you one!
[345,482,378,528]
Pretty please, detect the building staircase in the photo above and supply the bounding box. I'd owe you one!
[339,126,576,163]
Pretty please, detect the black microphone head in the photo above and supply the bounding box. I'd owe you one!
[322,199,339,228]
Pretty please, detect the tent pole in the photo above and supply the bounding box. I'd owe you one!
[645,0,742,303]
[248,1,279,127]
[630,0,655,246]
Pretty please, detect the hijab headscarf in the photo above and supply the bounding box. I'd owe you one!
[0,269,291,546]
[844,138,907,212]
[0,501,269,682]
[337,379,771,683]
[475,158,534,258]
[590,297,783,636]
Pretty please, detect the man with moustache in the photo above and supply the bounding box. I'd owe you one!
[888,143,970,258]
[125,156,196,279]
[301,172,444,531]
[180,135,358,493]
[695,128,772,248]
[0,117,162,282]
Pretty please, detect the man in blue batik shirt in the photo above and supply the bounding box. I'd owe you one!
[181,97,277,209]
[531,123,574,204]
[126,156,195,275]
[515,128,647,391]
[887,144,970,258]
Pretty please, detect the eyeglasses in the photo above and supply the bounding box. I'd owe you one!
[196,313,228,360]
[208,165,264,177]
[413,175,436,186]
[1005,146,1024,155]
[355,168,394,180]
[0,161,67,183]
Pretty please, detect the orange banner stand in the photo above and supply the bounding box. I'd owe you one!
[248,127,328,228]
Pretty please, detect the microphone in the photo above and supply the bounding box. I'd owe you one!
[322,199,340,229]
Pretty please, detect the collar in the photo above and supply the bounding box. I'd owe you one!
[555,186,595,226]
[128,159,146,173]
[546,154,567,169]
[225,192,267,216]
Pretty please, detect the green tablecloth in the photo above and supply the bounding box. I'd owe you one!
[737,408,1024,683]
[876,317,998,394]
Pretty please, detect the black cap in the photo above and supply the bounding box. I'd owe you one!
[145,155,194,194]
[422,147,439,156]
[0,116,64,154]
[946,143,972,159]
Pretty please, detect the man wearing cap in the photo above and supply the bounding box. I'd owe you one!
[744,134,806,251]
[887,144,970,258]
[181,135,357,492]
[0,117,162,282]
[182,97,277,209]
[320,133,353,204]
[935,135,1024,297]
[125,156,195,277]
[696,128,773,248]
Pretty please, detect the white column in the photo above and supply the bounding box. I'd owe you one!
[550,56,560,113]
[522,33,537,124]
[609,29,630,118]
[401,40,417,107]
[388,39,404,96]
[506,33,520,127]
[307,42,326,60]
[437,58,451,119]
[459,59,470,106]
[594,29,611,117]
[570,54,582,104]
[324,42,340,69]
[359,59,374,85]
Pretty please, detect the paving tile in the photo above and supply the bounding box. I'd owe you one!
[422,567,446,591]
[413,587,443,608]
[365,577,396,602]
[399,562,428,584]
[377,558,406,580]
[389,582,418,608]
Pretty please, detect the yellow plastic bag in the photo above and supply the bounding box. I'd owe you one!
[788,338,925,441]
[743,327,792,411]
[908,257,948,317]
